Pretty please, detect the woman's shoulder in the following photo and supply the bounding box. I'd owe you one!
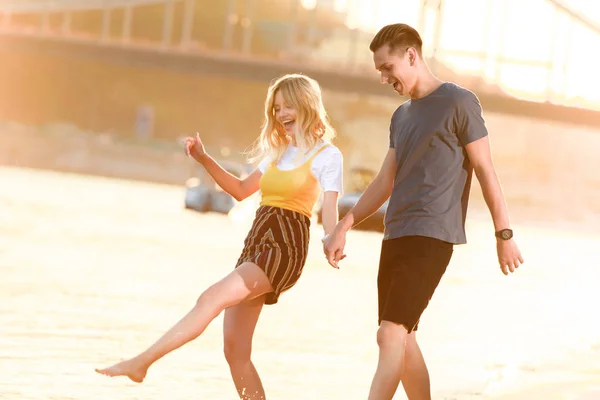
[315,142,342,158]
[310,143,342,173]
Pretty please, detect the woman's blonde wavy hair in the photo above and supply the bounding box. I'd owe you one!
[246,73,336,165]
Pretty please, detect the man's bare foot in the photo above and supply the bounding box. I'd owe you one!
[95,357,148,383]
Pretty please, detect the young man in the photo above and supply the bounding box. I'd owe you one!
[323,23,524,400]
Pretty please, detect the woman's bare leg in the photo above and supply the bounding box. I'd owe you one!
[223,295,266,399]
[95,262,272,383]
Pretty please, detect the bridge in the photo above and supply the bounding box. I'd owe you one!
[1,0,599,127]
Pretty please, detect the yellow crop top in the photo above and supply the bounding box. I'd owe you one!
[259,145,330,218]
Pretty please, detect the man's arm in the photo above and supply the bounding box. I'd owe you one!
[465,136,523,274]
[337,148,396,233]
[465,136,510,232]
[323,149,396,268]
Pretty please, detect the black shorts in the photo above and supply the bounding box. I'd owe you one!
[377,235,454,333]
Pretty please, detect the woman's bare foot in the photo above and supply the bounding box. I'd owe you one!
[95,357,149,383]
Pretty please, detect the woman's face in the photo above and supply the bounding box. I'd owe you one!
[273,90,298,138]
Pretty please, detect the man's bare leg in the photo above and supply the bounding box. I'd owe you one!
[223,295,266,399]
[367,321,408,400]
[401,331,431,400]
[95,262,272,383]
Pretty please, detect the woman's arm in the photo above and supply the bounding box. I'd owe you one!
[320,191,340,236]
[185,133,262,201]
[197,153,261,202]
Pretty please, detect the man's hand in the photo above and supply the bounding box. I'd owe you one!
[497,239,523,275]
[323,226,347,269]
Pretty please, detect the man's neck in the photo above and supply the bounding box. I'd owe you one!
[409,69,444,100]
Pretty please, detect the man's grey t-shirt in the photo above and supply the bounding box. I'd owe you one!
[384,82,488,245]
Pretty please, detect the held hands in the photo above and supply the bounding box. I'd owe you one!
[322,227,347,269]
[497,238,523,275]
[183,132,206,163]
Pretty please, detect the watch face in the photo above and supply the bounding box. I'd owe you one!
[502,230,512,240]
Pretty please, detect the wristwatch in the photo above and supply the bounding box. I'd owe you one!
[495,229,513,240]
[321,234,329,244]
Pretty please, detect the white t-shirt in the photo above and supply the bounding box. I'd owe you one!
[258,142,344,194]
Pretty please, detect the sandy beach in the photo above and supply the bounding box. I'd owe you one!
[1,165,599,399]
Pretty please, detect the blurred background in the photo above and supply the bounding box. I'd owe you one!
[1,1,599,399]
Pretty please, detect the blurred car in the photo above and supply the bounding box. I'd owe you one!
[317,166,387,232]
[184,160,251,214]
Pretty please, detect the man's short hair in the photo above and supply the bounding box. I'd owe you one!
[369,23,423,56]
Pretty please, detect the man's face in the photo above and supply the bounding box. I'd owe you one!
[373,44,418,97]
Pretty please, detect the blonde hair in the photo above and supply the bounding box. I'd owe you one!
[246,73,336,165]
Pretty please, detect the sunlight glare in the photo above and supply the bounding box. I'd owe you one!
[343,0,600,108]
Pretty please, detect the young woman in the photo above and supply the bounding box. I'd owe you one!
[96,73,344,399]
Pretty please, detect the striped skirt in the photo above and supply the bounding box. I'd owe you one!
[235,206,311,305]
